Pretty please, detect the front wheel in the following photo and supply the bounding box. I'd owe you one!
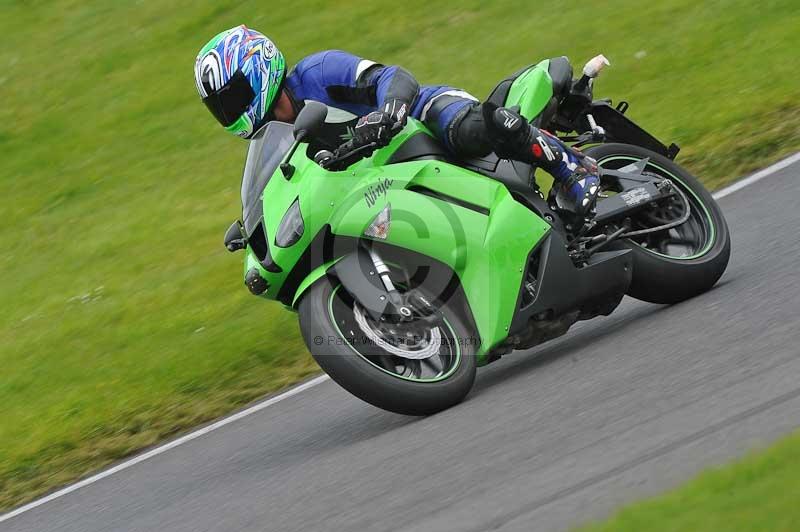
[298,277,477,415]
[586,143,731,304]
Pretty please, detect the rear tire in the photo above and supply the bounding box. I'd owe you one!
[586,143,731,304]
[298,278,477,415]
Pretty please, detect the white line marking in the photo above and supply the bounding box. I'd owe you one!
[712,152,800,199]
[0,374,330,523]
[2,151,799,523]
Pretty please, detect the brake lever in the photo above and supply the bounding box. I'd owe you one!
[318,118,402,171]
[319,141,378,171]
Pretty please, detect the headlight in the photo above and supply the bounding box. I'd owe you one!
[274,198,304,248]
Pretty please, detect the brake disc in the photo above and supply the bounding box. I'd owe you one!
[352,304,442,360]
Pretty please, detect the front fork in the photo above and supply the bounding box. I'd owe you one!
[366,246,413,319]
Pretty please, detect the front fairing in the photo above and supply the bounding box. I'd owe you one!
[241,120,438,301]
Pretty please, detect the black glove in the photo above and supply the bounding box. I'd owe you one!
[383,98,409,128]
[353,99,409,147]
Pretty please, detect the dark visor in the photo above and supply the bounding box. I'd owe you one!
[201,69,255,127]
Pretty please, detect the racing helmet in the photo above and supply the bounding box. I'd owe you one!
[194,25,286,138]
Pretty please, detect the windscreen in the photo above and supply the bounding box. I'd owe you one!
[240,121,294,235]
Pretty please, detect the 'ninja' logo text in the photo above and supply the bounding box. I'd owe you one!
[365,178,394,207]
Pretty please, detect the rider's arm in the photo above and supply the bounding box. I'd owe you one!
[360,64,419,114]
[318,50,419,117]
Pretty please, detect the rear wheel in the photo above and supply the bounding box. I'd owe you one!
[298,277,477,415]
[586,143,731,304]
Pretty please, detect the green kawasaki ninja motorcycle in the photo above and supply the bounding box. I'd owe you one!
[223,55,730,415]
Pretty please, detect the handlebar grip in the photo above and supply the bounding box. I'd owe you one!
[313,150,334,166]
[317,141,379,171]
[335,140,356,156]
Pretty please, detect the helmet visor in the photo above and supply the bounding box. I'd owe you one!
[201,69,256,127]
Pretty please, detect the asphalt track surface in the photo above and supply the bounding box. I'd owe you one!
[3,156,800,532]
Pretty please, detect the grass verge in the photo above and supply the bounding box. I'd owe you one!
[579,430,800,532]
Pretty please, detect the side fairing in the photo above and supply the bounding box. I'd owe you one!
[328,161,550,361]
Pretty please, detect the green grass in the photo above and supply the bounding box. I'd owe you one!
[1,0,799,513]
[579,430,800,531]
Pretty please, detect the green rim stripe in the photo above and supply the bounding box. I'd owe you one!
[327,285,462,383]
[599,156,717,260]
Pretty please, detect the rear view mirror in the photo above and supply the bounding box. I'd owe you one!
[224,220,247,252]
[293,101,328,141]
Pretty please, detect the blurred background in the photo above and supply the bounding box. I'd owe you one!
[1,0,798,511]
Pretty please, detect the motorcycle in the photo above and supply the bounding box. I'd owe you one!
[223,55,730,415]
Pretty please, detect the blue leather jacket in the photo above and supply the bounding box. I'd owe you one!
[284,50,476,145]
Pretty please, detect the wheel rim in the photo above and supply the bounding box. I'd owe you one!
[597,156,717,260]
[327,284,462,382]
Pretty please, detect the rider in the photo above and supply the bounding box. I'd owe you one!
[194,25,600,215]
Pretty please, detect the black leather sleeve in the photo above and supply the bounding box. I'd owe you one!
[362,65,420,109]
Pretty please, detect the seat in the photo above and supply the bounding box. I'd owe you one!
[386,131,450,164]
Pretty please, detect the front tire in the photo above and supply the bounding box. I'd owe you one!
[586,143,731,304]
[298,278,477,415]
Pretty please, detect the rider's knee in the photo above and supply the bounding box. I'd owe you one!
[447,104,494,158]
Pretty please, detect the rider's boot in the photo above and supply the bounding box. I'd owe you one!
[483,104,601,216]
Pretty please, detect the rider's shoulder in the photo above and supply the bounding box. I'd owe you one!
[294,51,362,81]
[297,50,359,67]
[292,50,351,77]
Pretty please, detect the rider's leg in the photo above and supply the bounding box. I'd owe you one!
[484,103,600,215]
[419,90,484,153]
[445,102,601,215]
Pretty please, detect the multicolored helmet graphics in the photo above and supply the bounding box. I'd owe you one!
[194,25,286,138]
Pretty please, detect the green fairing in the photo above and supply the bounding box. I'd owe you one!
[505,59,554,121]
[291,259,342,307]
[244,119,551,364]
